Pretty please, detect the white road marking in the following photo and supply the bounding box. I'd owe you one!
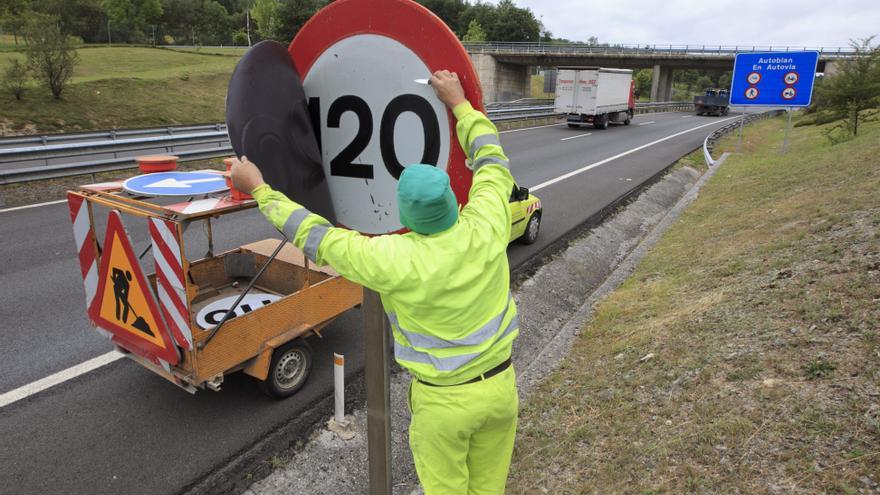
[560,133,593,141]
[530,115,739,192]
[0,199,68,214]
[0,351,124,408]
[681,115,692,118]
[638,121,656,126]
[500,122,565,134]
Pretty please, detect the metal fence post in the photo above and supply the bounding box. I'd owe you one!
[364,288,392,495]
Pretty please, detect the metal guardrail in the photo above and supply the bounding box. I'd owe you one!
[463,42,859,57]
[702,110,786,166]
[0,123,226,149]
[0,102,695,184]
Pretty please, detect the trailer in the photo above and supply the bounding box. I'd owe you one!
[694,89,730,116]
[555,67,635,129]
[66,172,362,398]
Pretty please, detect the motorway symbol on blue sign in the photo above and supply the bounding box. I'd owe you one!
[729,51,819,107]
[122,171,229,197]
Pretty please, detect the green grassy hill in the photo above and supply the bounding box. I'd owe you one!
[0,46,243,135]
[508,115,880,493]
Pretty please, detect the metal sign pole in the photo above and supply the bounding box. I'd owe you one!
[781,107,793,154]
[363,288,392,494]
[736,106,745,153]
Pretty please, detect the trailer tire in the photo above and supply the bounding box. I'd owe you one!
[593,114,608,130]
[723,107,730,116]
[624,111,632,125]
[259,339,313,399]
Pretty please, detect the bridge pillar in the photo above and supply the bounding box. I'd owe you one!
[650,64,674,102]
[470,53,530,103]
[823,60,841,77]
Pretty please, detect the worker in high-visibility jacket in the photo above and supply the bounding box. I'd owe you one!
[230,70,518,494]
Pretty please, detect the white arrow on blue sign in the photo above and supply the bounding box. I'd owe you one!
[122,171,229,197]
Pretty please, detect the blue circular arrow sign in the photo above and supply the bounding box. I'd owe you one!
[122,171,229,197]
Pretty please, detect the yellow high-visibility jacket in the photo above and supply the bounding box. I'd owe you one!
[252,101,517,385]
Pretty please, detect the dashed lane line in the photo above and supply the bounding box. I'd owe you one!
[560,133,593,141]
[0,351,123,409]
[0,199,68,214]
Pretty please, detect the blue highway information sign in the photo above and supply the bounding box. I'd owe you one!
[729,51,819,107]
[123,171,229,197]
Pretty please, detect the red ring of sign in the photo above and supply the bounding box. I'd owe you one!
[745,87,760,100]
[747,71,762,85]
[784,71,799,85]
[781,87,797,100]
[289,0,482,223]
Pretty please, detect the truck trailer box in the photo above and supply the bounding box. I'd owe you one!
[555,67,634,129]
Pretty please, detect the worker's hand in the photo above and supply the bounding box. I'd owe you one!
[228,155,265,194]
[430,70,467,109]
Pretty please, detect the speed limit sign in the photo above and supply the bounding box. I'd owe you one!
[289,0,483,235]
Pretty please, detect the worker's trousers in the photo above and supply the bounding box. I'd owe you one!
[408,365,518,495]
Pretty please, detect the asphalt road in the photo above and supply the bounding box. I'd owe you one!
[0,110,742,494]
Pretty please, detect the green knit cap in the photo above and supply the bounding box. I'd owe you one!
[397,164,459,234]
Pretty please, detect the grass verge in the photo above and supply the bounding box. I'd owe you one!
[508,115,880,493]
[0,46,240,134]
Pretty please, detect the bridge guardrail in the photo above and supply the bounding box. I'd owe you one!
[463,42,858,57]
[702,110,786,166]
[0,102,695,184]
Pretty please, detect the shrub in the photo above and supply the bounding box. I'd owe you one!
[3,58,29,100]
[23,13,79,100]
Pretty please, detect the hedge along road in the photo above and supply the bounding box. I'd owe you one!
[0,110,740,495]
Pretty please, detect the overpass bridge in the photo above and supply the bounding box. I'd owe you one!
[464,42,856,102]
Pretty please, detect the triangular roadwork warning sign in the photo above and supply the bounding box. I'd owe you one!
[89,211,179,366]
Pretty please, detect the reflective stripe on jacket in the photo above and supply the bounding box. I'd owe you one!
[252,101,518,385]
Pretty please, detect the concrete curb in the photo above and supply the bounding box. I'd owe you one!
[518,152,731,393]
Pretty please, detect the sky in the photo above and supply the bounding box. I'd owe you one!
[485,0,880,48]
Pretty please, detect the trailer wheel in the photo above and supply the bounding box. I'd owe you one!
[593,114,608,130]
[259,339,313,399]
[624,112,631,125]
[723,107,730,116]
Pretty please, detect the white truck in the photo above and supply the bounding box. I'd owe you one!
[555,67,635,129]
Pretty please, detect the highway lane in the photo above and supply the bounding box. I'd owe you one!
[0,111,740,494]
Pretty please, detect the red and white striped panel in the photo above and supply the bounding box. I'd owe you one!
[148,218,193,350]
[526,200,542,215]
[67,193,99,311]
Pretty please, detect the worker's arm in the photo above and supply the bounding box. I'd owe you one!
[232,161,410,293]
[428,70,514,242]
[453,100,515,242]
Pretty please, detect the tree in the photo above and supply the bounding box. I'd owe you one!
[2,58,29,100]
[633,69,651,100]
[23,13,79,99]
[251,0,280,40]
[275,0,327,43]
[490,0,540,42]
[815,37,880,137]
[0,0,27,44]
[30,0,105,42]
[101,0,163,43]
[462,19,486,42]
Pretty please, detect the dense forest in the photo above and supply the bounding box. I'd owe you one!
[0,0,549,46]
